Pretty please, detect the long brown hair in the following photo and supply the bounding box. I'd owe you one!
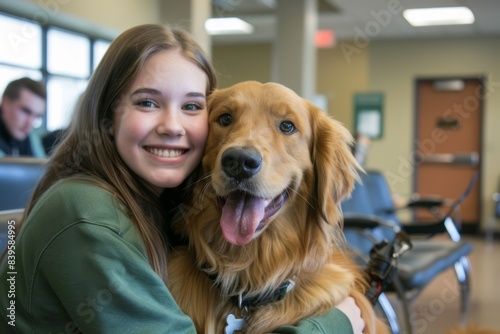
[24,24,217,283]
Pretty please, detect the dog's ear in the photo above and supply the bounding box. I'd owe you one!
[307,101,361,224]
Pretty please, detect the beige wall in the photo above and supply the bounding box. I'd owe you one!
[212,44,273,89]
[317,43,369,129]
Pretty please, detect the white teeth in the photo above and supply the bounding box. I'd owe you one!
[147,148,184,158]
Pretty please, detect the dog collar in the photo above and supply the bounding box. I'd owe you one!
[237,279,296,308]
[204,269,296,308]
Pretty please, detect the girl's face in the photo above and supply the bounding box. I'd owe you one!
[113,49,208,194]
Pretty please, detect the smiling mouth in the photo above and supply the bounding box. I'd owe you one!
[146,147,187,158]
[217,190,288,246]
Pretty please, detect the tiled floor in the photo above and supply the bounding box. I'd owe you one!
[385,235,500,334]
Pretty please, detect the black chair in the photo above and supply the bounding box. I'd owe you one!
[0,157,46,211]
[342,215,410,334]
[342,170,474,334]
[341,177,412,334]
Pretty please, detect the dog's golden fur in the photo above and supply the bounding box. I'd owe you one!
[168,81,388,333]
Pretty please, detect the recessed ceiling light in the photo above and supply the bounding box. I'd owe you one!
[403,7,475,27]
[205,18,254,35]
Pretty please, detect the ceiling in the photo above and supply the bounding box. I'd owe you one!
[210,0,500,45]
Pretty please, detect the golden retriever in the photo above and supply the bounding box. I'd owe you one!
[168,81,388,334]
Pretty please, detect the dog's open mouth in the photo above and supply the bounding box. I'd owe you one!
[217,190,287,246]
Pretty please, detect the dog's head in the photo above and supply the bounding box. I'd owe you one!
[204,81,360,246]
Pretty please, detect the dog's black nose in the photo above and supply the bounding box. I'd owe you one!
[221,147,262,180]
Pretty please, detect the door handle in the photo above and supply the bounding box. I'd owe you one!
[417,152,479,166]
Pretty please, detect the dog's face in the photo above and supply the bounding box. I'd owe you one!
[205,81,358,246]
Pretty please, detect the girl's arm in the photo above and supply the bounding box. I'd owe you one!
[37,222,197,334]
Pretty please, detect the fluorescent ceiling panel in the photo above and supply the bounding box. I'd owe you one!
[205,18,254,35]
[403,7,475,27]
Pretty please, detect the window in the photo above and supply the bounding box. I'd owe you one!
[0,12,113,132]
[47,27,91,78]
[46,27,91,131]
[46,77,88,131]
[0,14,42,96]
[0,14,42,69]
[93,39,111,71]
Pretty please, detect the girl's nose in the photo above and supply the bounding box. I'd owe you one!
[156,108,186,136]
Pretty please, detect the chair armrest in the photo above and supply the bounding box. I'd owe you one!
[405,197,445,209]
[343,214,399,231]
[400,220,448,235]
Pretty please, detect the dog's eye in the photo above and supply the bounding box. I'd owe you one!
[218,113,233,126]
[279,121,296,135]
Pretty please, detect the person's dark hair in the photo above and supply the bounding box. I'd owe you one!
[2,77,46,100]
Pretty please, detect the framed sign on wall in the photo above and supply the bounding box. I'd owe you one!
[354,92,384,139]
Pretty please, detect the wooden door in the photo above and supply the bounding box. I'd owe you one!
[414,78,483,231]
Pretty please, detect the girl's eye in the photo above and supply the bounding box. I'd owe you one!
[183,103,203,111]
[137,100,157,108]
[218,113,232,126]
[279,121,296,135]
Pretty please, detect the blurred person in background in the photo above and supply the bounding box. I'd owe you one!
[0,77,46,157]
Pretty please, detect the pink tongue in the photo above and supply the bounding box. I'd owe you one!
[221,192,267,246]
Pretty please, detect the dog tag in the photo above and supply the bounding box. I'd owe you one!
[225,314,245,334]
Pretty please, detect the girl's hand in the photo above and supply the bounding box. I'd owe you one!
[336,296,365,334]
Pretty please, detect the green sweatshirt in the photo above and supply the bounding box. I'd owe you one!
[0,180,353,333]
